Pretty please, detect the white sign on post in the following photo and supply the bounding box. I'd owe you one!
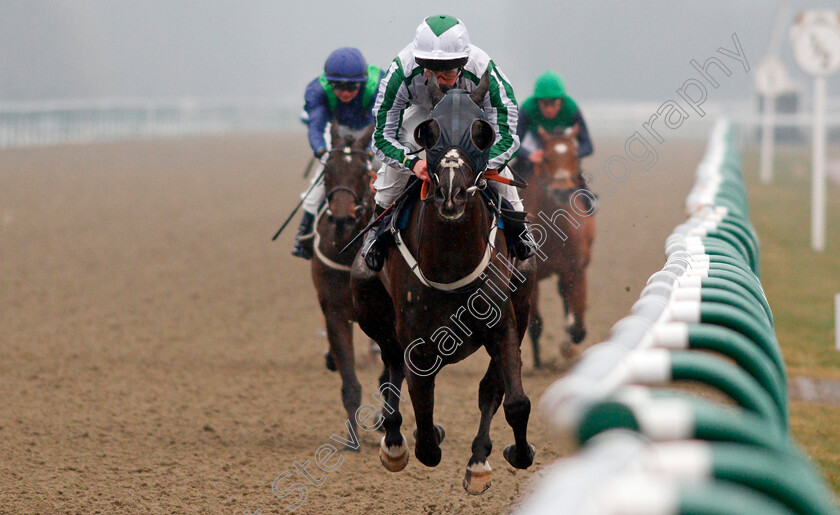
[755,56,787,184]
[790,11,840,252]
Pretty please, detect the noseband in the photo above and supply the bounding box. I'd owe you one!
[326,185,364,206]
[425,148,487,201]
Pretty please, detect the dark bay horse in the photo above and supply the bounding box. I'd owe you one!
[311,122,387,446]
[524,125,596,368]
[351,73,537,494]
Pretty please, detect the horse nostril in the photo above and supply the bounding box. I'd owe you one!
[454,187,466,201]
[354,205,364,216]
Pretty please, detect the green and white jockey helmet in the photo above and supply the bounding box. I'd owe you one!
[413,15,470,71]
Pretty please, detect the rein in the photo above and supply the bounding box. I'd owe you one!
[312,202,356,272]
[326,185,364,206]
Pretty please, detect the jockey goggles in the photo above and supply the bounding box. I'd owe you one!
[329,81,362,92]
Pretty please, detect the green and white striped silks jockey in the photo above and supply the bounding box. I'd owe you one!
[372,42,520,175]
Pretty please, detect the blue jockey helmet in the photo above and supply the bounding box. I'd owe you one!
[324,47,368,82]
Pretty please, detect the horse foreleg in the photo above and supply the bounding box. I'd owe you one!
[560,269,587,344]
[497,325,535,469]
[464,358,504,495]
[527,285,543,369]
[374,361,389,433]
[405,372,445,468]
[325,311,362,451]
[377,341,409,472]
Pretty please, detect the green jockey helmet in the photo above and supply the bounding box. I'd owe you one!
[533,71,566,99]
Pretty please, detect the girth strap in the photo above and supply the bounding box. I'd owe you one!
[393,214,498,291]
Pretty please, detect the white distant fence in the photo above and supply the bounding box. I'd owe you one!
[0,98,301,148]
[2,97,838,149]
[584,99,840,141]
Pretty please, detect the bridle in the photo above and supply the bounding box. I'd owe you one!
[398,147,501,293]
[322,146,374,218]
[312,146,374,272]
[423,148,488,202]
[537,137,580,193]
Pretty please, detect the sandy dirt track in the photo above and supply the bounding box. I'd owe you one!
[0,133,702,514]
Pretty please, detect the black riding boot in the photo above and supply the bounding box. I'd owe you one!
[361,204,387,271]
[291,211,315,260]
[502,209,537,260]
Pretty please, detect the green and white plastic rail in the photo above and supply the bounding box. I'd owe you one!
[517,431,836,515]
[522,119,839,514]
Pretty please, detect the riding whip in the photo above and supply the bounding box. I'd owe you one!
[271,167,326,241]
[302,156,317,179]
[338,178,422,254]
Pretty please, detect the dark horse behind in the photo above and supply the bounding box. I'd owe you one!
[310,122,387,447]
[351,72,537,494]
[524,124,596,368]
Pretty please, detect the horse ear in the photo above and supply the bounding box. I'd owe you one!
[414,119,440,150]
[537,125,550,144]
[355,122,375,150]
[469,70,490,107]
[427,72,446,108]
[471,119,495,152]
[329,117,342,147]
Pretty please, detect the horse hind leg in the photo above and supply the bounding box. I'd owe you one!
[497,325,536,469]
[527,286,543,369]
[463,358,504,495]
[350,256,396,357]
[350,255,408,466]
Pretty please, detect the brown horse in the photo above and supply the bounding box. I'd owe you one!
[351,73,537,494]
[523,125,596,368]
[311,122,387,447]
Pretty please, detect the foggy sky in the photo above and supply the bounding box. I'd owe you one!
[1,0,838,105]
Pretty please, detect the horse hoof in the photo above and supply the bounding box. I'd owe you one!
[503,443,536,469]
[463,460,492,495]
[570,326,586,344]
[324,351,337,372]
[379,435,409,472]
[413,424,446,444]
[343,444,361,453]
